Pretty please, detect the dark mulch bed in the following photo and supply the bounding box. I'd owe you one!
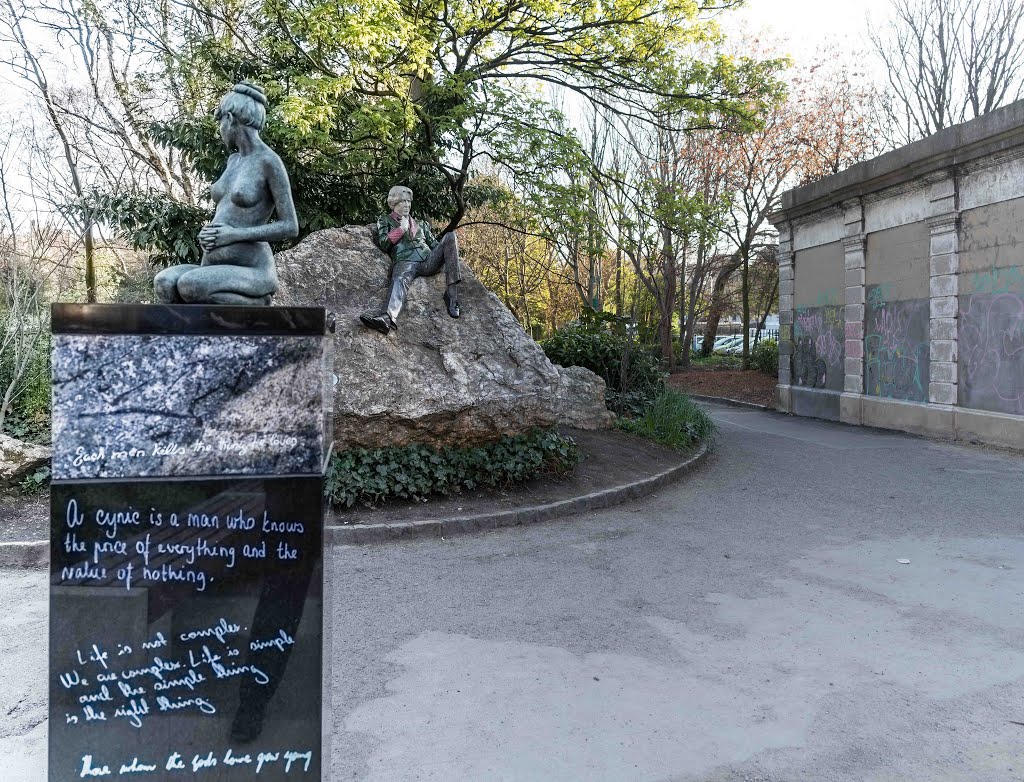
[668,369,777,408]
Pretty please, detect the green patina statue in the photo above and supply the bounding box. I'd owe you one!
[155,82,298,305]
[360,185,461,334]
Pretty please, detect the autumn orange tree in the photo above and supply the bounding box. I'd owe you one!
[700,50,885,367]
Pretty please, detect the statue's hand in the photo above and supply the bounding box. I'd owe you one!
[198,222,242,250]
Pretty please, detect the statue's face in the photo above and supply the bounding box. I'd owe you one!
[393,196,412,217]
[216,110,236,150]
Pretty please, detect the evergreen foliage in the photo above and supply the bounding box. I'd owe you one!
[540,310,665,415]
[325,428,581,508]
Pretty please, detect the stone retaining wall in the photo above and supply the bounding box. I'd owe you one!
[769,100,1024,449]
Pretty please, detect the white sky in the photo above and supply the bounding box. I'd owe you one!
[722,0,895,74]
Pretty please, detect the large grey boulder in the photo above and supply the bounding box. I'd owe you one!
[275,226,612,450]
[0,433,50,487]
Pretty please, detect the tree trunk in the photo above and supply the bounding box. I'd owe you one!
[741,249,750,370]
[660,225,676,371]
[700,252,742,357]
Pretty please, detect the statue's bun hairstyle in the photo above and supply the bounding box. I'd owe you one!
[218,82,268,130]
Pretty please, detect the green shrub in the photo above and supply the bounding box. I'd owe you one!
[750,339,779,376]
[616,389,716,450]
[325,428,581,508]
[540,310,665,415]
[18,464,51,494]
[0,326,51,445]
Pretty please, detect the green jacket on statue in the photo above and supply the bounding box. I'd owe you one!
[376,212,437,265]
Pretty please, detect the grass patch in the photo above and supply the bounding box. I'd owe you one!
[325,428,581,508]
[686,353,743,370]
[616,389,716,450]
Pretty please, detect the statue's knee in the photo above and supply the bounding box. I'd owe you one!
[176,273,204,303]
[153,271,179,303]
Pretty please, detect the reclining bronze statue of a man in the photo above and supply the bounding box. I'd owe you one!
[360,185,461,334]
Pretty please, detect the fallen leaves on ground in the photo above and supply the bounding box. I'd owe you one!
[667,369,777,408]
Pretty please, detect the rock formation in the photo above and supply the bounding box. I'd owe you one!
[0,433,51,487]
[275,226,613,450]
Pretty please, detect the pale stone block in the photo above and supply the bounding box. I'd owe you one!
[840,393,863,425]
[779,310,794,325]
[929,253,959,277]
[930,318,957,341]
[844,356,863,376]
[779,325,792,341]
[778,365,791,384]
[929,210,958,232]
[779,293,793,311]
[779,265,794,281]
[930,274,958,297]
[845,252,866,271]
[861,395,955,439]
[845,339,863,359]
[845,268,865,288]
[846,286,865,306]
[846,304,865,323]
[929,176,955,202]
[929,231,957,255]
[776,384,792,413]
[931,296,958,319]
[844,374,863,393]
[929,382,957,405]
[778,339,792,356]
[955,408,1024,450]
[930,339,957,363]
[930,361,958,384]
[845,321,863,340]
[779,278,794,296]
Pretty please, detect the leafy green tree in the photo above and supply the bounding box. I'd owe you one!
[77,0,785,266]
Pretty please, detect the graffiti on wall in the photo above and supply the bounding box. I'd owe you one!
[792,305,844,391]
[959,291,1024,414]
[967,266,1024,296]
[864,286,930,401]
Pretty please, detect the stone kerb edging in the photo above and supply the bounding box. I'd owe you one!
[324,441,710,545]
[0,442,710,564]
[0,540,48,570]
[680,393,772,412]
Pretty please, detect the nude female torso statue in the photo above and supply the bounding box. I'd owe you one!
[154,82,297,306]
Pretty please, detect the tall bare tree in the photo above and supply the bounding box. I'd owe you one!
[871,0,1024,145]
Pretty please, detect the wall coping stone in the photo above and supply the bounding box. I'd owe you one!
[770,98,1024,224]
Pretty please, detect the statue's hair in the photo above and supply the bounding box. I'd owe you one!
[217,82,268,130]
[387,185,413,209]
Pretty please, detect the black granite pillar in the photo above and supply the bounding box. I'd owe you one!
[48,304,329,781]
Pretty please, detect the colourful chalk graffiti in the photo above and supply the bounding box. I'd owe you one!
[864,293,929,402]
[967,266,1024,296]
[793,305,844,391]
[960,291,1024,414]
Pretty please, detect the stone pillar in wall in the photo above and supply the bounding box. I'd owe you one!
[776,221,794,413]
[926,174,960,406]
[841,198,866,423]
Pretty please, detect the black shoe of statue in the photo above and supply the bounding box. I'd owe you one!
[360,313,394,334]
[443,289,460,318]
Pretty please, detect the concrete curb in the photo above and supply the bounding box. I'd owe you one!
[325,441,710,545]
[0,442,710,562]
[0,539,48,570]
[685,393,772,412]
